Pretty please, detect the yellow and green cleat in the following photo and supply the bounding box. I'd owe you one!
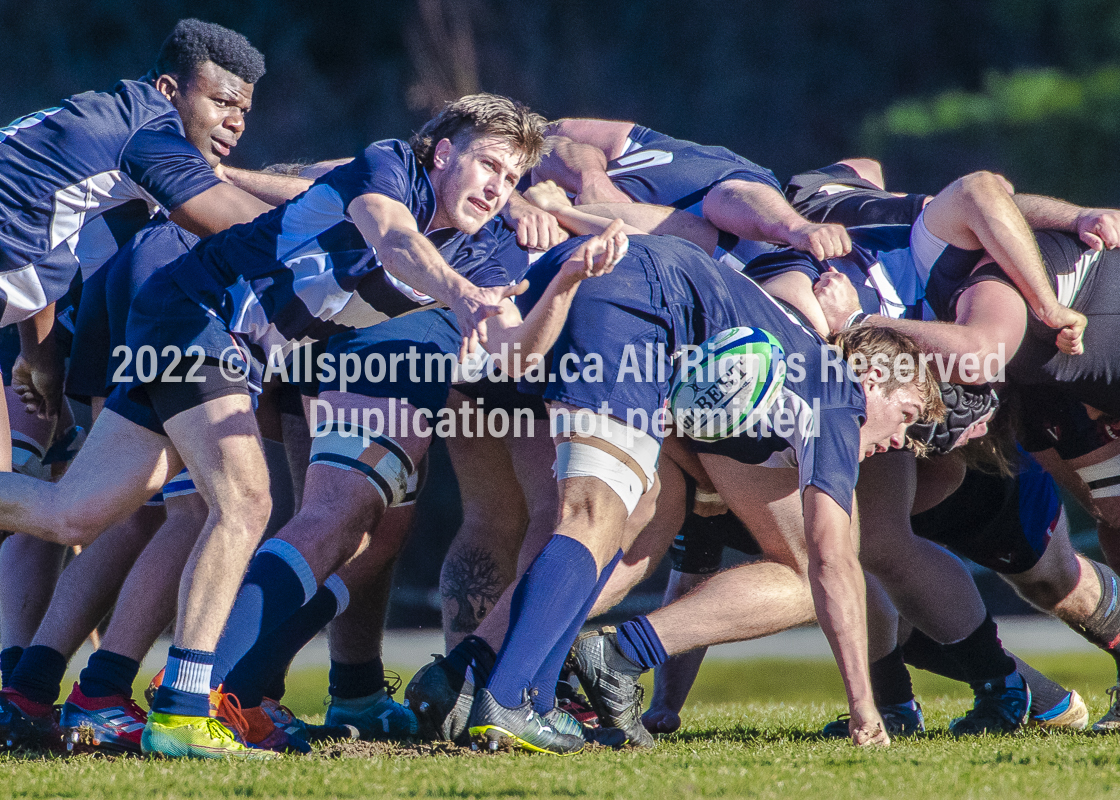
[141,712,278,759]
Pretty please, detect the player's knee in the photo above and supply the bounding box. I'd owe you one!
[554,415,659,518]
[958,170,1013,203]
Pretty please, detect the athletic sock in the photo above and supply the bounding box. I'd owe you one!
[901,628,968,681]
[486,535,599,709]
[78,650,140,699]
[150,646,214,717]
[0,646,23,689]
[210,539,317,689]
[223,575,349,708]
[528,549,623,714]
[869,646,915,707]
[940,614,1016,687]
[615,615,669,672]
[9,645,67,705]
[1011,653,1071,719]
[1074,560,1120,679]
[329,658,386,700]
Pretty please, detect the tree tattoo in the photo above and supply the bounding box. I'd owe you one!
[441,546,505,633]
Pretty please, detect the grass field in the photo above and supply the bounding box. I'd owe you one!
[3,652,1120,799]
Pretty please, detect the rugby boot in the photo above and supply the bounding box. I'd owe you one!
[0,687,61,751]
[468,688,585,755]
[237,704,311,754]
[405,638,495,743]
[566,627,655,748]
[141,712,278,759]
[821,701,925,739]
[1092,684,1120,732]
[1030,690,1089,731]
[539,699,627,749]
[261,697,358,743]
[556,674,599,726]
[60,683,146,755]
[324,686,418,741]
[949,673,1030,736]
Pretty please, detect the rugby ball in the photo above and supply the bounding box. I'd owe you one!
[670,327,787,441]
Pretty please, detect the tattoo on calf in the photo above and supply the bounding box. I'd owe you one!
[441,546,504,633]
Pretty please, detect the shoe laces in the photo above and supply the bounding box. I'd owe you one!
[119,696,148,724]
[215,691,250,742]
[1107,684,1120,713]
[384,671,403,697]
[204,716,239,744]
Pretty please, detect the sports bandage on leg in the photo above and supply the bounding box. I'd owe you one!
[309,421,415,508]
[1076,451,1120,499]
[10,431,49,480]
[553,412,659,515]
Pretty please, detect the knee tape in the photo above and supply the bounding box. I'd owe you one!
[553,413,659,516]
[1076,450,1120,499]
[310,421,415,508]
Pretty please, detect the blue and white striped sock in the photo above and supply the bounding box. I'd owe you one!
[150,646,215,717]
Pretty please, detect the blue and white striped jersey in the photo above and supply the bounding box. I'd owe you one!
[167,139,521,362]
[0,80,220,324]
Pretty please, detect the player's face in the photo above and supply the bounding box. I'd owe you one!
[165,60,254,167]
[427,135,523,234]
[858,380,923,461]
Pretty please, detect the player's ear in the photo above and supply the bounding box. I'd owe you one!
[154,74,179,102]
[432,138,453,170]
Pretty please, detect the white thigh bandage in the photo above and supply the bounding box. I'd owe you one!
[1077,451,1120,499]
[310,421,414,508]
[909,208,952,283]
[553,413,659,516]
[10,431,49,480]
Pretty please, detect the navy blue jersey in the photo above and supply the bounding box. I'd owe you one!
[67,217,198,400]
[0,80,220,324]
[515,234,868,513]
[607,126,781,268]
[164,139,520,364]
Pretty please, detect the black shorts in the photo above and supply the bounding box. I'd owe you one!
[668,477,762,574]
[104,358,249,435]
[910,457,1059,574]
[785,164,929,227]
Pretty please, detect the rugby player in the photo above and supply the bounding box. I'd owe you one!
[451,232,941,754]
[0,18,285,751]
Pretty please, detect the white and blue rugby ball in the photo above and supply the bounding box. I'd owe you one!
[670,327,787,441]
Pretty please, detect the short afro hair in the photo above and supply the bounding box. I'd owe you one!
[154,19,265,85]
[410,93,547,173]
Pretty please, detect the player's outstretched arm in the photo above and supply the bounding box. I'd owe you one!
[348,192,516,350]
[169,181,273,236]
[803,487,889,747]
[485,220,629,377]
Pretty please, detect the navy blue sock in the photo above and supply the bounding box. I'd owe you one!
[329,658,386,700]
[223,576,348,708]
[529,548,623,714]
[10,645,67,704]
[151,646,214,717]
[211,539,317,689]
[78,650,140,699]
[615,615,669,671]
[486,535,599,709]
[0,646,23,689]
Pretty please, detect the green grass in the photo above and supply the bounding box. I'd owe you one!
[6,653,1120,799]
